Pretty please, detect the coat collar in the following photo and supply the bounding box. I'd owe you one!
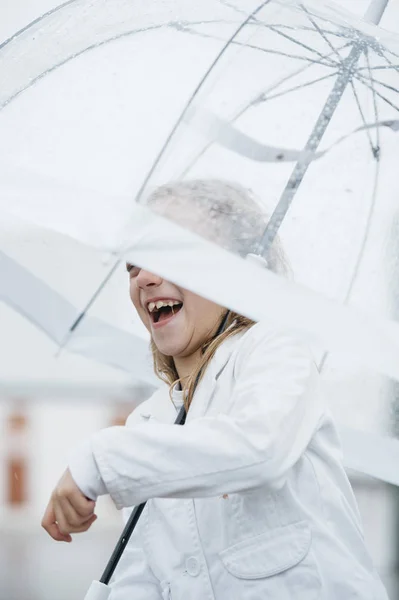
[208,330,243,380]
[187,331,242,418]
[137,331,245,424]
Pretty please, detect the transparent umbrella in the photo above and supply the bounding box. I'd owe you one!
[1,0,399,575]
[0,0,397,364]
[1,0,399,473]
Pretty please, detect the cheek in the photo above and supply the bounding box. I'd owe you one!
[129,281,136,303]
[129,280,138,305]
[129,282,148,325]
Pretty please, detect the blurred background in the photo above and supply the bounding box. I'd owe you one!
[0,0,398,598]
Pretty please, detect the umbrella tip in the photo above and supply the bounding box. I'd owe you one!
[83,580,111,600]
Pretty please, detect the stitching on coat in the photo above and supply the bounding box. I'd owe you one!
[114,455,274,504]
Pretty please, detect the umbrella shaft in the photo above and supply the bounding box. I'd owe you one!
[257,0,390,256]
[100,503,146,585]
[257,43,362,255]
[99,405,188,585]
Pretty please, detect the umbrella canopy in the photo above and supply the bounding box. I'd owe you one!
[1,0,399,485]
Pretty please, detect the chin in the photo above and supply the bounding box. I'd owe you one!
[152,337,186,358]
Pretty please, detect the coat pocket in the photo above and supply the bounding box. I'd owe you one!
[219,521,321,599]
[219,520,311,579]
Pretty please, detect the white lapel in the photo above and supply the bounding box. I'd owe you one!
[137,332,245,424]
[185,333,242,422]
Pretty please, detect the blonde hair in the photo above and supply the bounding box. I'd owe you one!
[146,179,289,410]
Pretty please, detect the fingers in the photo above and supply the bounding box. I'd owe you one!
[70,513,97,533]
[54,470,96,519]
[56,491,95,523]
[41,503,72,543]
[67,491,96,520]
[47,521,73,543]
[42,468,99,541]
[54,497,96,534]
[42,499,97,540]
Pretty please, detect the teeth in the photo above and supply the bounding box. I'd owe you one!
[148,300,182,313]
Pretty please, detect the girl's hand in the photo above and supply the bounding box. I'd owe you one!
[41,468,97,542]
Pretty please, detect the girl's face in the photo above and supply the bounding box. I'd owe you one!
[128,265,225,358]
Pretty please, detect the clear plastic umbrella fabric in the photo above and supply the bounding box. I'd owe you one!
[1,0,399,486]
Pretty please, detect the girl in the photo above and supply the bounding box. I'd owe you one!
[42,180,388,599]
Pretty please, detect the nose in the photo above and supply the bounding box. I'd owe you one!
[136,269,163,289]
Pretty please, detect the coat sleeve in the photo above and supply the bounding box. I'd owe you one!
[69,326,325,509]
[108,508,162,600]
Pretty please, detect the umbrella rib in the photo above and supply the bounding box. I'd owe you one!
[295,6,358,34]
[359,75,399,95]
[260,70,339,102]
[358,64,399,72]
[175,22,337,68]
[299,3,344,65]
[216,0,250,18]
[366,48,381,155]
[260,22,339,66]
[354,74,399,114]
[228,40,336,67]
[318,159,381,372]
[57,259,121,353]
[350,77,378,157]
[377,48,399,85]
[252,22,347,40]
[381,45,399,61]
[246,43,349,104]
[378,47,399,79]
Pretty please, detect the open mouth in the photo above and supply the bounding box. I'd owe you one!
[147,300,183,324]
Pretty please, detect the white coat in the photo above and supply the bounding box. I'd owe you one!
[69,322,389,600]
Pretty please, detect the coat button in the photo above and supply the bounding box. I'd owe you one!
[185,556,201,577]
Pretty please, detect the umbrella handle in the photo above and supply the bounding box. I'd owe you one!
[83,580,111,600]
